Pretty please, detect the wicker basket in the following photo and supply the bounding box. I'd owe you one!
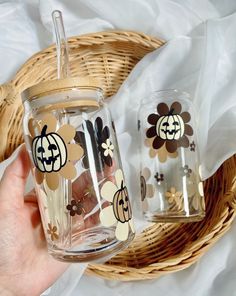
[0,30,236,281]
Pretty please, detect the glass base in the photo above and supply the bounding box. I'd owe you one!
[49,227,135,263]
[144,211,205,223]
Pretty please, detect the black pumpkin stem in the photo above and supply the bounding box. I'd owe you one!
[41,125,48,136]
[168,108,175,115]
[121,180,124,190]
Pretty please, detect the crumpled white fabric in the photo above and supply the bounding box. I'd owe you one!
[1,0,236,295]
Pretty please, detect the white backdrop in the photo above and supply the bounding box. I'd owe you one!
[1,0,236,295]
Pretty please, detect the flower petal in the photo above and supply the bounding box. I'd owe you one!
[178,135,189,148]
[57,124,76,143]
[100,206,116,227]
[153,136,165,150]
[35,168,44,184]
[157,145,168,163]
[102,143,107,149]
[147,113,159,125]
[104,149,109,157]
[166,140,177,153]
[101,181,118,201]
[115,169,124,188]
[46,172,59,191]
[171,102,182,114]
[157,102,169,115]
[41,113,57,133]
[146,184,154,198]
[185,124,193,136]
[59,162,77,180]
[181,111,191,123]
[108,150,114,157]
[129,218,135,233]
[115,221,129,241]
[146,126,157,138]
[67,143,84,161]
[28,118,40,137]
[142,167,151,180]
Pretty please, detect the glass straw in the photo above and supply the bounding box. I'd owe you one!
[52,10,70,79]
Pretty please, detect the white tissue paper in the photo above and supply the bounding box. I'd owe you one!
[1,0,236,295]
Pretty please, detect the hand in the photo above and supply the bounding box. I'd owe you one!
[0,146,68,296]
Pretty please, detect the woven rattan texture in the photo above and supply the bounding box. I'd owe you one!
[0,30,235,281]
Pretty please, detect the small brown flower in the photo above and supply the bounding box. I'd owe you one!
[66,200,85,216]
[154,172,164,183]
[47,223,59,241]
[180,165,192,178]
[190,141,196,151]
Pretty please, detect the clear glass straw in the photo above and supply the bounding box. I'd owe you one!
[52,10,70,79]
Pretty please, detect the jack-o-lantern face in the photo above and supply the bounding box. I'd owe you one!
[113,181,132,223]
[156,114,185,140]
[146,102,193,153]
[32,124,67,173]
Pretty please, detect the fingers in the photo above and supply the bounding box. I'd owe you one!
[0,145,31,207]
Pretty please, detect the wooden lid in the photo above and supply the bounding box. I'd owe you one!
[22,77,102,102]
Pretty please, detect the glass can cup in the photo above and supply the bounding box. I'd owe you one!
[22,78,135,262]
[138,90,205,223]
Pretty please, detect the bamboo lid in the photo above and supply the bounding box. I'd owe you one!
[22,77,102,102]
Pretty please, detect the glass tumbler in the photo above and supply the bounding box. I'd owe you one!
[22,78,135,262]
[138,90,205,222]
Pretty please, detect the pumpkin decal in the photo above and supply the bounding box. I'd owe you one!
[156,113,185,140]
[146,101,193,153]
[32,125,67,173]
[112,181,132,223]
[28,113,84,190]
[99,169,135,241]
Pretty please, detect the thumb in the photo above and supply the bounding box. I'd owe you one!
[0,145,31,207]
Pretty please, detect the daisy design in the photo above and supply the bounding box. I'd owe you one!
[47,223,59,241]
[28,113,84,190]
[74,117,114,171]
[99,169,135,241]
[101,138,114,158]
[146,102,193,153]
[165,187,183,211]
[95,117,113,167]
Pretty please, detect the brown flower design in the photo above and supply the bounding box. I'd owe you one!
[66,200,85,216]
[146,102,193,153]
[180,165,192,178]
[28,113,84,190]
[47,223,59,241]
[145,137,178,162]
[140,168,155,202]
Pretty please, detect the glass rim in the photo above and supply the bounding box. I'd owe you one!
[140,89,192,106]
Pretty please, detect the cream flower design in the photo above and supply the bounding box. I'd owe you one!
[165,187,183,211]
[101,138,114,157]
[100,169,135,241]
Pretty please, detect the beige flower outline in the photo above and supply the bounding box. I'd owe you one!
[99,169,135,241]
